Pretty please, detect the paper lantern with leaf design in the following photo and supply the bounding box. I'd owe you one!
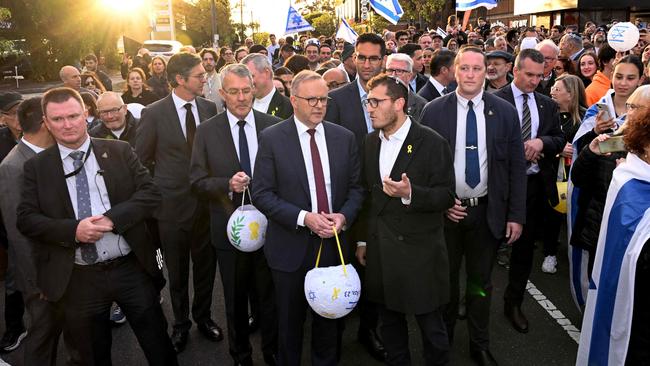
[227,204,267,252]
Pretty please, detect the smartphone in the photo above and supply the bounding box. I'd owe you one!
[596,103,611,121]
[598,135,626,154]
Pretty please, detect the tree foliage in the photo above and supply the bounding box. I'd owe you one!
[311,13,336,37]
[173,0,235,48]
[399,0,447,28]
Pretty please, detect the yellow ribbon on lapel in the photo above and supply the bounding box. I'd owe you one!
[407,144,412,154]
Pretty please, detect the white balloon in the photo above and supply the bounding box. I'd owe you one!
[227,204,267,252]
[607,22,640,52]
[304,264,361,319]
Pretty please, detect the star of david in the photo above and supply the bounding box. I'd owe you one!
[610,27,624,39]
[308,291,316,300]
[291,14,303,26]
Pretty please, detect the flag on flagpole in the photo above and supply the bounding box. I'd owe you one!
[368,0,404,25]
[335,18,358,44]
[284,5,314,34]
[456,0,498,11]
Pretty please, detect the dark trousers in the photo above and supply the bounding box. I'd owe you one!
[351,247,379,336]
[444,203,500,352]
[271,237,342,366]
[217,247,277,363]
[379,305,449,366]
[505,174,545,306]
[4,291,24,332]
[542,203,563,256]
[62,254,177,366]
[159,211,216,331]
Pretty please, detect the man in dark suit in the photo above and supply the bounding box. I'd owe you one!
[418,50,456,102]
[136,52,223,352]
[534,40,560,97]
[242,53,293,119]
[16,87,176,365]
[494,49,565,334]
[397,43,428,92]
[357,74,456,365]
[89,92,138,146]
[385,53,428,123]
[252,71,364,366]
[190,64,280,366]
[421,47,527,366]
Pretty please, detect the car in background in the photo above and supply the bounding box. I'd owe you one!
[0,39,32,79]
[143,40,183,60]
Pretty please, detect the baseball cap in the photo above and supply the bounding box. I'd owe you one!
[0,92,23,112]
[341,42,355,61]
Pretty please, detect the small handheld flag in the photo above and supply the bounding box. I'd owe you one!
[368,0,404,25]
[285,6,314,34]
[335,18,358,44]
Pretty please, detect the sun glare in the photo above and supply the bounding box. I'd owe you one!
[101,0,146,12]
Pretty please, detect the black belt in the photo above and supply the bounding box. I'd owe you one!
[74,253,133,271]
[460,196,488,207]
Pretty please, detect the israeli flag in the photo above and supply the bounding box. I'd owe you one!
[285,6,314,34]
[456,0,498,11]
[335,18,358,44]
[368,0,403,25]
[576,153,650,365]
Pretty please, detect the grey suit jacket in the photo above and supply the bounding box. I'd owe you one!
[0,141,39,294]
[408,89,427,123]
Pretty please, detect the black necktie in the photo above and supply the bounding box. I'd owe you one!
[465,100,480,188]
[238,120,252,176]
[184,103,196,148]
[521,94,532,141]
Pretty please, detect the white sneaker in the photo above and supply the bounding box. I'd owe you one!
[542,255,557,274]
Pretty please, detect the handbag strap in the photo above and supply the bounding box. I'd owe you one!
[239,186,254,211]
[314,226,348,276]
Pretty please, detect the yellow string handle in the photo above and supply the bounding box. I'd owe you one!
[314,226,348,276]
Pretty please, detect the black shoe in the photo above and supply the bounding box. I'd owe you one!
[197,319,224,342]
[248,314,259,333]
[504,303,529,333]
[471,349,498,366]
[170,329,188,354]
[263,353,278,366]
[357,329,387,362]
[0,327,27,353]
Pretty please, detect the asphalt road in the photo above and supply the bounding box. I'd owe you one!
[0,239,581,366]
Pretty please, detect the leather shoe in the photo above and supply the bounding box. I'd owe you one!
[358,329,387,361]
[504,303,529,333]
[170,329,188,353]
[248,314,259,333]
[197,319,224,341]
[471,349,498,366]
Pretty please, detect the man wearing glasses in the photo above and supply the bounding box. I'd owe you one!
[385,53,428,122]
[252,70,363,366]
[136,52,223,353]
[535,40,560,96]
[90,92,137,146]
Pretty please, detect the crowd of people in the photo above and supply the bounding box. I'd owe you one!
[0,14,649,366]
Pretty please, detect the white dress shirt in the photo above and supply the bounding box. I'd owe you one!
[59,136,131,265]
[227,109,258,176]
[253,87,276,115]
[356,78,373,133]
[21,138,45,154]
[202,71,224,113]
[294,118,332,227]
[510,83,540,175]
[454,91,488,199]
[171,90,200,139]
[379,117,412,205]
[429,75,447,96]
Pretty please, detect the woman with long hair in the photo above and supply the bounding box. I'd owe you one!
[577,52,598,88]
[81,72,107,95]
[122,68,159,106]
[147,56,170,99]
[554,57,576,76]
[215,47,234,72]
[283,54,310,75]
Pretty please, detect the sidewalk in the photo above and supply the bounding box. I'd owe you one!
[0,70,125,95]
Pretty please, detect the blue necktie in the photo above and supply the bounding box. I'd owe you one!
[237,120,252,176]
[69,151,98,264]
[465,100,480,188]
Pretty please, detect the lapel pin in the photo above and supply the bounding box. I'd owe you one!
[407,144,413,154]
[488,109,494,116]
[102,152,108,159]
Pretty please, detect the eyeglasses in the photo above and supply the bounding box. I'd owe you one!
[189,73,208,80]
[362,98,392,108]
[626,103,647,111]
[98,105,124,116]
[223,52,233,56]
[554,67,564,72]
[327,81,347,89]
[85,80,96,86]
[224,88,253,96]
[294,95,330,107]
[544,56,558,62]
[386,68,410,75]
[356,55,382,64]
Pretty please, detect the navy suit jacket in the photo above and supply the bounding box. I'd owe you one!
[325,81,368,149]
[252,118,364,272]
[417,80,442,102]
[420,92,527,239]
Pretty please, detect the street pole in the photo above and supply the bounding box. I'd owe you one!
[240,0,245,44]
[210,0,218,48]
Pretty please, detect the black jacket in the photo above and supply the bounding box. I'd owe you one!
[122,89,159,106]
[89,111,138,148]
[146,75,170,100]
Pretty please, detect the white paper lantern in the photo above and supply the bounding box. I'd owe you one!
[607,22,640,52]
[227,204,267,252]
[304,264,361,319]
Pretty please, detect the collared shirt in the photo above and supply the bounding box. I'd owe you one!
[294,117,332,227]
[171,90,200,139]
[202,71,224,113]
[267,44,279,62]
[21,138,45,154]
[253,87,276,115]
[570,48,585,61]
[356,78,373,133]
[59,136,131,265]
[429,75,447,96]
[379,117,412,205]
[510,83,540,175]
[226,109,258,176]
[409,78,417,92]
[454,91,488,198]
[111,125,125,139]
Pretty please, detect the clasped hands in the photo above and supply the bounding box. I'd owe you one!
[524,138,543,163]
[305,212,346,239]
[75,215,114,243]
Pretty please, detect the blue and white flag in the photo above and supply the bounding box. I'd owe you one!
[284,6,314,34]
[576,153,650,366]
[456,0,498,11]
[368,0,403,25]
[335,18,358,44]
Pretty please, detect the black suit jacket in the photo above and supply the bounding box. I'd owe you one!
[407,89,427,123]
[189,110,281,250]
[361,121,455,314]
[414,73,428,92]
[494,85,565,205]
[420,92,527,239]
[17,139,163,302]
[417,79,442,102]
[0,127,17,249]
[252,118,364,272]
[535,70,557,97]
[325,81,368,148]
[136,94,218,224]
[266,89,293,120]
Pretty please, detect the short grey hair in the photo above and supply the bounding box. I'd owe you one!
[291,70,323,96]
[240,53,272,75]
[386,53,414,73]
[535,39,560,55]
[219,64,253,87]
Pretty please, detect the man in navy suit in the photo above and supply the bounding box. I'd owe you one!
[418,50,456,102]
[420,47,527,366]
[494,49,564,334]
[252,71,364,366]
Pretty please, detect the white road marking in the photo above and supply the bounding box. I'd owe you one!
[526,280,581,344]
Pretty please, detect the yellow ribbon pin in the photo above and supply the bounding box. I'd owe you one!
[407,144,412,154]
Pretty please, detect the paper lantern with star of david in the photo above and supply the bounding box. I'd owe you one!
[607,22,640,52]
[227,204,267,252]
[304,264,361,319]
